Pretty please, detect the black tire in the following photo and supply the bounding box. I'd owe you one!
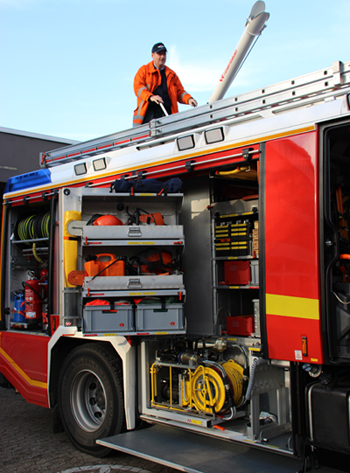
[58,343,125,456]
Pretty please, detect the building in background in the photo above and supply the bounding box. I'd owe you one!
[0,126,77,193]
[0,127,77,225]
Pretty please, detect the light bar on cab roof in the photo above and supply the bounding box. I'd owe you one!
[4,169,52,194]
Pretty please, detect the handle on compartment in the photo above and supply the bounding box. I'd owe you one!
[127,227,143,237]
[127,278,142,288]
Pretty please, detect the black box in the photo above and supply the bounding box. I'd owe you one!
[307,381,350,453]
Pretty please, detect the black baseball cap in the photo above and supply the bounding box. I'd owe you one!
[152,42,167,54]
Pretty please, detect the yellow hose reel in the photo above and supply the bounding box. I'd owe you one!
[181,360,243,414]
[185,366,226,413]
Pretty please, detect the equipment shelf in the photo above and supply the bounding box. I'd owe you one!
[11,237,49,244]
[214,255,258,261]
[82,329,187,336]
[215,285,259,289]
[83,240,184,247]
[80,189,183,206]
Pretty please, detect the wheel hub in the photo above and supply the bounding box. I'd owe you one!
[71,370,107,432]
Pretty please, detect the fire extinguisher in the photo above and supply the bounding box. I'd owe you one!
[22,271,42,322]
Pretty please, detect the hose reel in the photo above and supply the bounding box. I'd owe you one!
[15,212,50,262]
[180,360,244,414]
[181,365,226,413]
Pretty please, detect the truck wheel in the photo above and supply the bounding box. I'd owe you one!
[58,343,125,456]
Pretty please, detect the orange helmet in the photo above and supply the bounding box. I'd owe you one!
[93,215,123,226]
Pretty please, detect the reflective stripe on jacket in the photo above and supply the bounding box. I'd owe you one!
[133,61,192,126]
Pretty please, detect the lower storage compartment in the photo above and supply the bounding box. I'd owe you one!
[83,303,134,333]
[136,303,184,331]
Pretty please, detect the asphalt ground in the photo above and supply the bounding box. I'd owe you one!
[0,387,178,473]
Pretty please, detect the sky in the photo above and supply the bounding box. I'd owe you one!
[0,0,349,143]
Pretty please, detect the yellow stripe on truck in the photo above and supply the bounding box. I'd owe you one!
[266,294,320,320]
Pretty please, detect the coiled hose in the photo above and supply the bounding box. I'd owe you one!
[203,360,236,420]
[16,212,50,262]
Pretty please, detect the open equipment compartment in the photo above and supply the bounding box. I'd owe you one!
[61,187,186,335]
[4,194,57,333]
[210,157,260,338]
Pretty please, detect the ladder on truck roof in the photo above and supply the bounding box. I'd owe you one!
[41,60,350,168]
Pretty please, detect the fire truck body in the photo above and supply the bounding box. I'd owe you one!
[1,58,350,471]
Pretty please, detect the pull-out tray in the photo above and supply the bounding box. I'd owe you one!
[82,225,184,242]
[83,274,184,291]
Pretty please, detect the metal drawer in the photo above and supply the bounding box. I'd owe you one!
[83,274,184,291]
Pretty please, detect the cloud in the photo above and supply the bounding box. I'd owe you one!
[167,45,225,93]
[166,45,261,95]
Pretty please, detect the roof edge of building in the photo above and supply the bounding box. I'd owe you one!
[0,126,79,144]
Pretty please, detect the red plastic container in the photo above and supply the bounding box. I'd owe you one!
[224,260,250,285]
[226,315,254,336]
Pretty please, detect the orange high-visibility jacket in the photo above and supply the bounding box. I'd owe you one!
[133,61,192,126]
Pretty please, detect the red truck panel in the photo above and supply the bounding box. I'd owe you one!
[264,131,324,363]
[0,332,49,407]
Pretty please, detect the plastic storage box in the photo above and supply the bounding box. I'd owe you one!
[224,260,250,285]
[83,303,134,333]
[226,315,254,336]
[136,303,184,331]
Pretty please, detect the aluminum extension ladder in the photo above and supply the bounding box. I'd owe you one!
[41,60,350,168]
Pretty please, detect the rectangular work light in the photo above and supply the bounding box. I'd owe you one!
[93,157,107,171]
[205,127,225,144]
[177,135,195,151]
[74,163,87,176]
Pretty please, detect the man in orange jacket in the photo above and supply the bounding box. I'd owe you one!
[133,42,197,126]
